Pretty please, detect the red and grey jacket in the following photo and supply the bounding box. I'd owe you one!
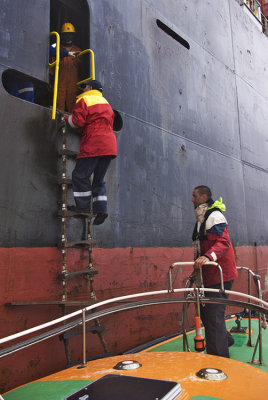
[66,89,117,159]
[192,199,237,287]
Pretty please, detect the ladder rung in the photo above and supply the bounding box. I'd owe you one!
[60,239,96,248]
[58,209,93,217]
[58,149,78,158]
[60,269,98,279]
[58,178,72,185]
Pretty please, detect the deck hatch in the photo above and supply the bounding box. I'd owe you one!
[64,374,182,400]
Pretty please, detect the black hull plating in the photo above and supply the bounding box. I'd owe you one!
[0,0,268,247]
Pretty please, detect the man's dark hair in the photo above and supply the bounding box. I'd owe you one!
[194,185,212,199]
[80,80,103,92]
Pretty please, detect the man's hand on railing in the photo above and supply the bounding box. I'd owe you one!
[68,51,79,57]
[194,256,210,269]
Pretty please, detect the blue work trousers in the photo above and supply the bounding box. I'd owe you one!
[72,156,113,214]
[200,280,233,358]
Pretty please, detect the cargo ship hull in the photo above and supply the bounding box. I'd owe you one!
[1,0,268,392]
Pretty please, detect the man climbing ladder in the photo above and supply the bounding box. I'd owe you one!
[65,79,117,225]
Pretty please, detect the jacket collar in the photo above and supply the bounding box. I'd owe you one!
[207,197,226,212]
[76,89,103,101]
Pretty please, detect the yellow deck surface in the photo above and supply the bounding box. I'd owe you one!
[37,352,268,400]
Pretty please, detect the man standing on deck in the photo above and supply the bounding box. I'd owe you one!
[191,185,237,358]
[64,80,117,225]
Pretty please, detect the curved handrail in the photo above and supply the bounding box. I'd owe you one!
[49,31,60,120]
[76,49,95,89]
[1,259,267,368]
[237,266,262,298]
[169,261,224,292]
[236,265,266,363]
[0,294,267,360]
[0,287,267,347]
[237,266,262,330]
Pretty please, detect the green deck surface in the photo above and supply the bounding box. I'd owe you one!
[190,397,224,400]
[147,318,268,373]
[3,380,93,400]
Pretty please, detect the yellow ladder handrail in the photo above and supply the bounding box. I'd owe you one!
[76,49,95,89]
[49,31,60,120]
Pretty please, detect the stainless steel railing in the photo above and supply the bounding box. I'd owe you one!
[0,264,267,366]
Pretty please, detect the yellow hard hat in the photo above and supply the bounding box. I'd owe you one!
[61,23,76,33]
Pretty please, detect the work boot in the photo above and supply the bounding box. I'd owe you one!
[227,331,234,347]
[93,213,108,225]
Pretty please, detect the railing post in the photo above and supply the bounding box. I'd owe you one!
[255,276,265,365]
[237,266,265,365]
[82,309,87,365]
[49,31,60,120]
[168,264,174,292]
[247,269,253,346]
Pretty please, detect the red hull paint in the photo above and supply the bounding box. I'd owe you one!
[0,245,267,392]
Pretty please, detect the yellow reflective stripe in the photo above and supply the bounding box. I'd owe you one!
[76,90,106,104]
[83,95,109,107]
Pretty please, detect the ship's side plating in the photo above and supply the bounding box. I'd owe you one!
[1,0,268,247]
[94,0,268,248]
[0,0,268,393]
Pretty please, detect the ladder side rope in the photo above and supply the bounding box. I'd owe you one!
[59,119,110,363]
[61,124,67,303]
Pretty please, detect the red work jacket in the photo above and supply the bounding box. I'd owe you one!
[68,89,117,158]
[200,224,237,287]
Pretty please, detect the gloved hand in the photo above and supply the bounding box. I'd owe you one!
[68,51,79,57]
